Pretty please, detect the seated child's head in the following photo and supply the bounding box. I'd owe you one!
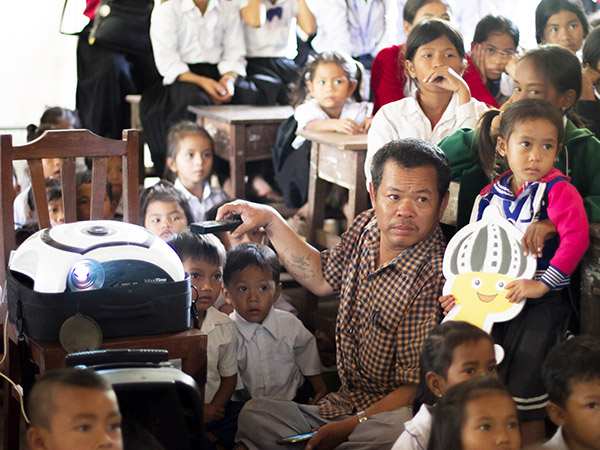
[76,170,115,221]
[27,178,64,227]
[472,15,519,82]
[141,180,193,240]
[205,202,266,247]
[535,0,589,53]
[402,0,452,35]
[26,123,62,180]
[169,230,226,314]
[413,321,497,412]
[542,335,600,450]
[26,367,122,450]
[296,51,362,112]
[26,107,80,142]
[85,156,124,206]
[15,221,40,247]
[166,121,215,187]
[428,376,520,450]
[583,26,600,92]
[223,243,282,324]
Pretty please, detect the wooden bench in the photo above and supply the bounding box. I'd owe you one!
[295,130,368,247]
[188,105,293,199]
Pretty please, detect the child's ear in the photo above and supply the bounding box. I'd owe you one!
[546,401,567,427]
[26,427,49,450]
[558,89,577,111]
[348,79,358,96]
[306,80,315,97]
[222,285,231,302]
[497,136,508,157]
[166,156,177,174]
[425,371,446,398]
[405,59,417,80]
[273,282,282,301]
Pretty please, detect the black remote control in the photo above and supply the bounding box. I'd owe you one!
[190,217,243,234]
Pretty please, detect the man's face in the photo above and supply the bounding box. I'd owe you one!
[27,386,122,450]
[369,162,447,261]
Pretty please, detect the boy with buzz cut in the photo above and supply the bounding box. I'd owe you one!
[223,242,327,404]
[542,335,600,450]
[26,367,123,450]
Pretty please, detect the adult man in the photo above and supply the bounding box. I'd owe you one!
[217,138,450,449]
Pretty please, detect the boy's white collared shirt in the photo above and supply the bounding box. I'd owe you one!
[173,178,229,222]
[543,426,569,449]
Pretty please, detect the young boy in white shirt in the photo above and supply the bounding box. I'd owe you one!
[223,242,326,403]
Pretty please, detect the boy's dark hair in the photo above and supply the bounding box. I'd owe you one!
[168,230,226,268]
[403,0,451,25]
[535,0,589,44]
[472,14,520,48]
[413,321,494,412]
[76,170,113,203]
[477,98,565,178]
[15,221,40,246]
[27,178,62,213]
[427,376,513,450]
[28,368,112,429]
[371,138,451,203]
[294,51,363,106]
[140,180,194,226]
[405,18,465,66]
[223,243,280,286]
[542,335,600,407]
[583,26,600,69]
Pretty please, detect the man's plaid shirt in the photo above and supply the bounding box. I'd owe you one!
[317,209,446,419]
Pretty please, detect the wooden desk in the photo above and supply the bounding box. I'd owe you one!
[296,130,368,246]
[188,105,293,199]
[3,325,207,450]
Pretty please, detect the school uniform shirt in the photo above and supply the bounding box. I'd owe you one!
[291,98,373,148]
[365,93,488,186]
[543,426,568,449]
[13,185,34,228]
[317,209,445,418]
[309,0,398,59]
[202,306,239,404]
[230,307,322,401]
[391,404,432,450]
[150,0,246,85]
[239,0,298,58]
[173,178,229,222]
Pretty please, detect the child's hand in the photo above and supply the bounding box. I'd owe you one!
[307,374,327,405]
[505,279,550,303]
[423,67,469,94]
[521,219,557,258]
[203,404,225,423]
[197,76,232,105]
[332,118,360,135]
[470,43,487,84]
[358,117,372,134]
[439,294,455,316]
[581,63,600,101]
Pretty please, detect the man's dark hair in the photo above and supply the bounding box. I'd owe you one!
[168,230,226,268]
[28,368,112,429]
[223,242,281,286]
[370,138,451,202]
[542,335,600,407]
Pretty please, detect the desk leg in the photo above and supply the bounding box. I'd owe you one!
[4,337,21,450]
[306,142,327,245]
[231,126,247,200]
[346,152,369,225]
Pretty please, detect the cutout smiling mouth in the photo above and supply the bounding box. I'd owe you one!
[477,292,497,303]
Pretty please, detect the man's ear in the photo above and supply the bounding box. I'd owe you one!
[425,371,446,398]
[547,401,566,427]
[26,427,49,450]
[438,190,450,221]
[368,181,375,204]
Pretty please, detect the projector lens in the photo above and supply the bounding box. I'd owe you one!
[68,260,105,291]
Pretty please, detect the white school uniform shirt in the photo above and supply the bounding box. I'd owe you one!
[201,306,238,404]
[365,93,488,186]
[150,0,246,85]
[13,185,34,228]
[230,307,322,401]
[310,0,397,58]
[173,178,229,222]
[239,0,298,57]
[292,98,373,148]
[391,404,432,450]
[543,427,569,450]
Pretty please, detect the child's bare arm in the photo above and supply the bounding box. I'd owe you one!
[240,0,263,27]
[306,374,327,405]
[358,117,373,134]
[505,279,550,303]
[439,294,455,315]
[210,373,237,410]
[296,0,316,36]
[304,118,359,135]
[521,219,557,258]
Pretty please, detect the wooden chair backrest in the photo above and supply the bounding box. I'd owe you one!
[0,129,140,283]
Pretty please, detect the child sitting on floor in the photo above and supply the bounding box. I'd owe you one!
[140,180,193,241]
[168,231,241,450]
[223,242,326,404]
[25,178,64,227]
[26,368,123,450]
[542,335,600,449]
[75,171,115,221]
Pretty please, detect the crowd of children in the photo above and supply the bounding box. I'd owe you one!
[16,0,600,448]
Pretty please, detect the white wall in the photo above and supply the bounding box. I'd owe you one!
[0,1,79,131]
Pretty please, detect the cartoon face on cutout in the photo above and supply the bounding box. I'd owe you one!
[442,206,537,333]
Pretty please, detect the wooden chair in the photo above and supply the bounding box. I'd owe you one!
[0,128,140,284]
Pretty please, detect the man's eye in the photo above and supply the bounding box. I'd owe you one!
[388,195,399,200]
[417,197,428,203]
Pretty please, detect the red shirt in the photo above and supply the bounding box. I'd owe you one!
[371,43,499,114]
[84,0,101,20]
